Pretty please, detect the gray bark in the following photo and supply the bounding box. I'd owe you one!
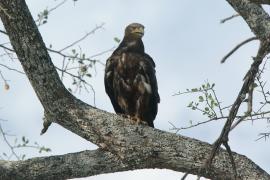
[0,0,269,179]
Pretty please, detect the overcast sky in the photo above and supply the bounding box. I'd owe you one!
[1,0,270,179]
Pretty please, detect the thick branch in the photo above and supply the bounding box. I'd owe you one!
[227,0,270,40]
[0,0,269,179]
[0,150,127,180]
[0,134,269,180]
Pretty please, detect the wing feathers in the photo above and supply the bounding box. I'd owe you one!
[104,52,159,127]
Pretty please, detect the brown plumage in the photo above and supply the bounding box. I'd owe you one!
[104,23,160,127]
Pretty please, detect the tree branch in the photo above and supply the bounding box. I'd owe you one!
[227,0,270,40]
[221,37,258,63]
[0,135,269,180]
[0,0,269,179]
[0,150,127,180]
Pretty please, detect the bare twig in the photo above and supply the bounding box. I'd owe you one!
[256,132,270,141]
[55,66,96,106]
[0,124,20,160]
[36,0,68,26]
[47,47,103,65]
[0,44,14,52]
[0,29,7,35]
[223,141,237,179]
[0,63,24,74]
[48,0,67,13]
[220,14,240,24]
[170,116,227,132]
[230,83,254,130]
[221,37,258,63]
[205,39,270,175]
[211,88,224,117]
[181,173,189,180]
[89,46,116,59]
[59,23,105,52]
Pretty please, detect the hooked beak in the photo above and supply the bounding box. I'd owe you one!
[131,27,144,37]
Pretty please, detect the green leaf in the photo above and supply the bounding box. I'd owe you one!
[199,96,204,102]
[43,9,49,16]
[114,37,121,43]
[82,54,85,59]
[22,136,26,142]
[191,88,198,92]
[253,83,258,88]
[211,100,215,108]
[187,101,193,107]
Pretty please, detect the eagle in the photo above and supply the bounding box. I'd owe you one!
[104,23,160,127]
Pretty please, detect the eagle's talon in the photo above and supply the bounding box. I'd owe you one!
[130,116,148,126]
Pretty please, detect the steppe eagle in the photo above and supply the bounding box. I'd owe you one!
[104,23,160,127]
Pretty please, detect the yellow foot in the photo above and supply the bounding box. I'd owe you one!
[130,116,148,126]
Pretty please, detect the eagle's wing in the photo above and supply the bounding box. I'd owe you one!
[104,55,124,114]
[143,54,160,103]
[139,54,160,127]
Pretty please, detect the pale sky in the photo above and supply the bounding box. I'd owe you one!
[1,0,270,179]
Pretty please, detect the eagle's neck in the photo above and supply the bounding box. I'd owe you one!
[114,37,145,54]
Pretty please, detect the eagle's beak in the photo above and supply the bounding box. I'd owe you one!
[132,27,144,37]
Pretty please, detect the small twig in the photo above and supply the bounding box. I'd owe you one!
[223,141,237,179]
[181,173,189,180]
[211,88,224,117]
[47,47,104,65]
[220,14,240,24]
[221,37,258,63]
[230,84,254,130]
[48,0,67,13]
[0,29,7,35]
[0,71,8,83]
[0,63,24,74]
[55,66,96,106]
[0,124,20,160]
[173,88,212,96]
[256,132,270,141]
[170,116,227,132]
[36,0,68,26]
[204,91,217,118]
[89,46,116,59]
[59,23,105,52]
[0,44,14,52]
[60,57,66,80]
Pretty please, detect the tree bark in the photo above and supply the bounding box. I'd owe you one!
[0,0,270,179]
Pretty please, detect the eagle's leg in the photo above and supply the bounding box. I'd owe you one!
[116,113,145,125]
[130,115,148,126]
[117,113,130,119]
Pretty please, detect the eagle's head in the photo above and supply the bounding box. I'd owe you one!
[125,23,145,39]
